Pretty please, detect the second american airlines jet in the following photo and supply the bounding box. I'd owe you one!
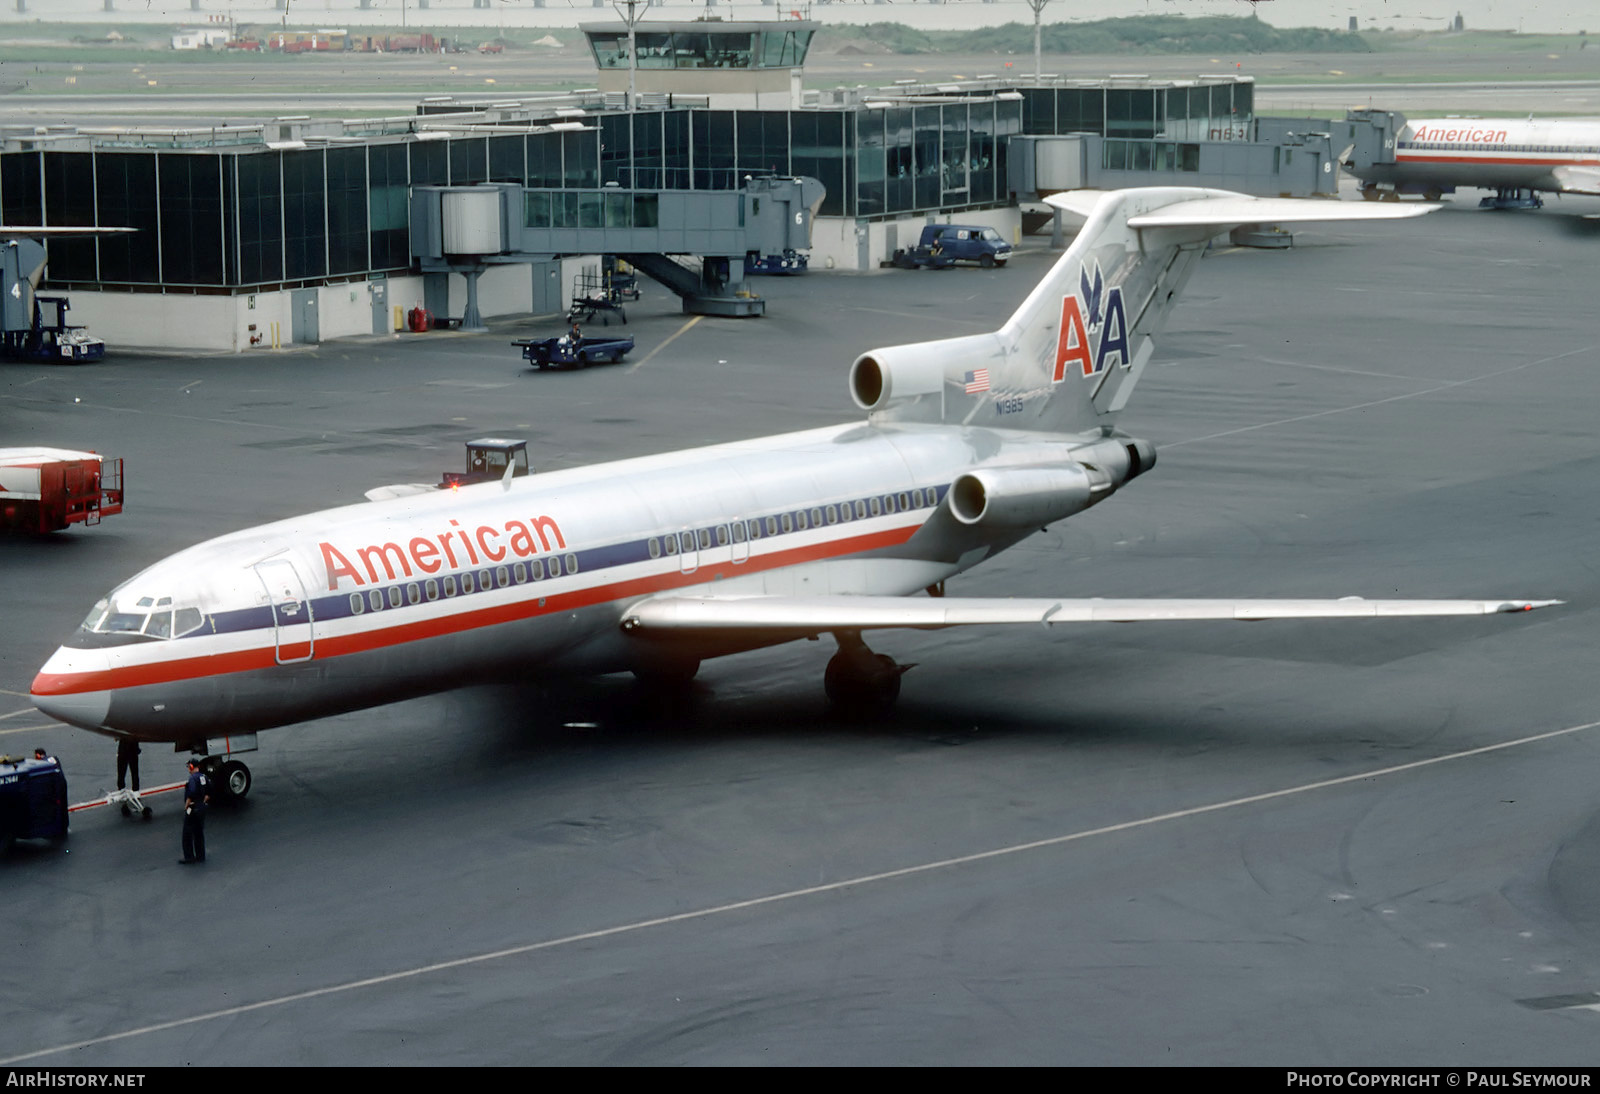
[31,187,1558,800]
[1352,117,1600,206]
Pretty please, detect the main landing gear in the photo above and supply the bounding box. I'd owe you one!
[824,632,913,716]
[194,755,253,802]
[1480,188,1543,211]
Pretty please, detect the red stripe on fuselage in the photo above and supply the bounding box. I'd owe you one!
[1395,153,1599,167]
[32,522,921,697]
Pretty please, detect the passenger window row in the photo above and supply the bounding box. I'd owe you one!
[89,486,948,634]
[642,485,941,560]
[1404,142,1600,154]
[342,484,943,620]
[349,553,579,616]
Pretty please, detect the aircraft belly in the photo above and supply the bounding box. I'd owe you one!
[104,607,617,739]
[1385,161,1560,190]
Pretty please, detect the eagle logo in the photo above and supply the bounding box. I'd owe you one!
[1053,262,1129,383]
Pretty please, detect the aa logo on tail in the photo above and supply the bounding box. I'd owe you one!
[1053,263,1130,383]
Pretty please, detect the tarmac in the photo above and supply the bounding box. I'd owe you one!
[4,41,1599,126]
[4,183,1600,1064]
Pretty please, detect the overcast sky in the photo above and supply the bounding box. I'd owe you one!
[0,1,1590,35]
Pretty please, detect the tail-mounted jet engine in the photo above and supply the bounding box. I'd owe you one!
[948,439,1156,530]
[848,335,998,420]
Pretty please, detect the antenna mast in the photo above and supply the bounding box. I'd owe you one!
[613,0,644,112]
[1026,0,1051,83]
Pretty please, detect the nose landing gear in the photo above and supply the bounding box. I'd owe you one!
[180,735,259,804]
[217,759,252,801]
[195,756,253,802]
[824,632,913,716]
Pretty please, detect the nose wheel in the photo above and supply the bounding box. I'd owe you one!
[824,632,912,716]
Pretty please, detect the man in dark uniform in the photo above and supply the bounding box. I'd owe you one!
[179,758,209,865]
[116,738,140,815]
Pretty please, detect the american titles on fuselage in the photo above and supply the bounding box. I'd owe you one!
[1407,125,1509,145]
[319,515,568,591]
[1053,262,1129,383]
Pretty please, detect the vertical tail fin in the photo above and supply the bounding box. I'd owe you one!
[848,187,1435,435]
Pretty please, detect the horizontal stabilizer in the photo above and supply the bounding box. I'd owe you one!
[1124,196,1439,227]
[856,187,1439,436]
[624,595,1561,632]
[1044,191,1438,227]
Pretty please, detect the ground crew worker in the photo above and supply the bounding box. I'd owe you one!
[179,759,209,865]
[116,738,140,795]
[117,737,143,817]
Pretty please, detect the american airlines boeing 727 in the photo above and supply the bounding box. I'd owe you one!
[1352,117,1600,206]
[30,187,1558,800]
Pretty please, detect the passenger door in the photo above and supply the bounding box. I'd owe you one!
[254,558,315,663]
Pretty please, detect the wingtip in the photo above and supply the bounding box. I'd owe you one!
[1497,599,1564,613]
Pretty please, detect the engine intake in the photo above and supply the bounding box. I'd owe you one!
[849,334,1001,414]
[949,466,1096,528]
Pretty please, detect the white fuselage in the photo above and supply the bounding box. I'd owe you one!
[31,420,1110,741]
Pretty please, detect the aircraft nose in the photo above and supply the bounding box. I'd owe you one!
[32,648,112,730]
[32,687,111,730]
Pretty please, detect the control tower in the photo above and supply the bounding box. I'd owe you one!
[581,17,818,109]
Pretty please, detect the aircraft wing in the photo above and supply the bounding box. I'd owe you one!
[1552,165,1600,195]
[623,594,1559,633]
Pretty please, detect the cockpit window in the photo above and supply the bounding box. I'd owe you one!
[82,594,207,640]
[102,612,149,634]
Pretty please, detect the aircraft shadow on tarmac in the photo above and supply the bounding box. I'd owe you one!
[461,649,1457,758]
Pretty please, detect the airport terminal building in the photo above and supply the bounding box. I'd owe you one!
[0,18,1322,351]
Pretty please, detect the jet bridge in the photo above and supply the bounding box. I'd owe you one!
[410,176,824,321]
[1337,108,1406,187]
[2,233,113,361]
